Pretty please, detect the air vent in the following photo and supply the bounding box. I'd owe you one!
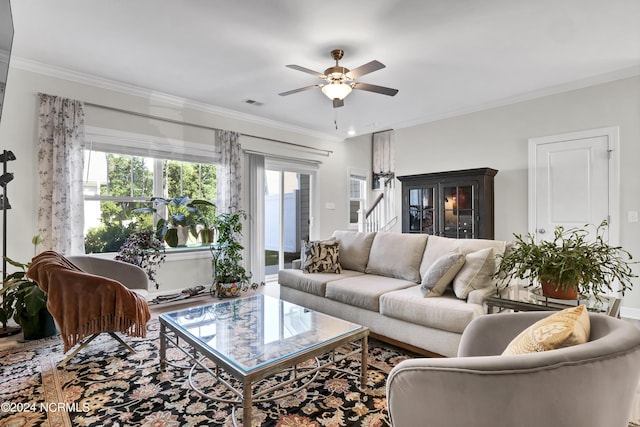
[243,99,264,107]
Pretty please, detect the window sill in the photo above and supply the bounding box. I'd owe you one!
[86,246,212,262]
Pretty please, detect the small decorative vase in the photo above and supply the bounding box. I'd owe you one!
[216,281,241,298]
[541,280,579,300]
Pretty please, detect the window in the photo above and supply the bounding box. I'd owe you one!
[348,169,368,228]
[82,127,218,254]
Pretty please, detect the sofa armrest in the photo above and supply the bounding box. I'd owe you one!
[291,259,302,269]
[466,285,497,305]
[457,311,549,357]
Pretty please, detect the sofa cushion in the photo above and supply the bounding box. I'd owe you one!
[365,233,428,283]
[278,268,364,297]
[502,305,591,355]
[452,247,496,299]
[303,239,342,274]
[420,235,506,280]
[420,251,466,297]
[380,286,484,333]
[332,230,376,272]
[325,274,417,312]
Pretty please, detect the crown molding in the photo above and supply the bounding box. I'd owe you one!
[10,56,343,143]
[11,56,638,140]
[393,65,640,130]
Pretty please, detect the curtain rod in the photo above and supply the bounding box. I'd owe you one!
[83,101,333,156]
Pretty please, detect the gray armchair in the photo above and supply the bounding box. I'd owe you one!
[67,255,149,297]
[386,311,640,427]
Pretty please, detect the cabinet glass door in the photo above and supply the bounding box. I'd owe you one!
[409,187,436,234]
[442,185,475,238]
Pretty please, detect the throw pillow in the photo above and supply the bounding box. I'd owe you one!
[502,305,591,355]
[303,240,342,274]
[420,251,466,297]
[452,247,495,299]
[300,237,336,268]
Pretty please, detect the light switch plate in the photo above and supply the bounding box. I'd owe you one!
[628,211,638,223]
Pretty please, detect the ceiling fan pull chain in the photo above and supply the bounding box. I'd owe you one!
[334,109,339,130]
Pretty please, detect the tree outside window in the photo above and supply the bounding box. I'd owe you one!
[83,150,216,253]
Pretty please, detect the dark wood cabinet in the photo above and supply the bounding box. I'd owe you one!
[397,168,497,239]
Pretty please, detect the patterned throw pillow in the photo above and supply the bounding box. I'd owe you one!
[502,305,591,355]
[420,251,466,297]
[303,240,342,274]
[300,237,336,267]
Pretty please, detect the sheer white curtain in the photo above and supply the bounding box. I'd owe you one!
[37,93,85,254]
[244,152,265,284]
[216,130,242,213]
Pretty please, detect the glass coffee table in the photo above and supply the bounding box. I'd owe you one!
[159,294,369,427]
[486,284,621,317]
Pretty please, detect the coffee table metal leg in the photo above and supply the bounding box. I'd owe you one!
[361,335,368,388]
[159,322,166,370]
[243,379,252,427]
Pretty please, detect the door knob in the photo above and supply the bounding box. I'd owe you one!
[538,228,546,234]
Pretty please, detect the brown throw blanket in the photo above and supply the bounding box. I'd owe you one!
[27,251,151,353]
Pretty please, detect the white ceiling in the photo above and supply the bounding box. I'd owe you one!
[8,0,640,140]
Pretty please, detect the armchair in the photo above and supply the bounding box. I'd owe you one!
[27,251,151,366]
[386,311,640,427]
[67,255,149,297]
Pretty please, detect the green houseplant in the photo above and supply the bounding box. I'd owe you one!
[212,211,258,298]
[194,201,217,244]
[115,228,166,289]
[137,196,215,247]
[495,221,637,299]
[0,235,57,340]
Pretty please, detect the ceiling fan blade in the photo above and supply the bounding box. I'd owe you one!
[285,64,325,78]
[346,60,385,79]
[278,84,322,96]
[333,98,344,108]
[353,82,399,96]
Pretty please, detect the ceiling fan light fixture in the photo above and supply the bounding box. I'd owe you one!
[321,82,352,100]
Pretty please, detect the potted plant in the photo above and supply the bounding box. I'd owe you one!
[0,235,57,340]
[115,228,166,289]
[137,196,214,247]
[193,200,217,244]
[212,211,259,298]
[495,220,637,299]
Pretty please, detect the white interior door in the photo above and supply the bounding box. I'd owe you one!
[528,126,620,247]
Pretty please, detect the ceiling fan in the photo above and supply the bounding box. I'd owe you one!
[279,49,399,108]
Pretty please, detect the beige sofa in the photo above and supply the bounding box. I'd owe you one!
[278,230,508,357]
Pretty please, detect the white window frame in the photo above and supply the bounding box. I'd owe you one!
[347,167,369,230]
[83,126,219,260]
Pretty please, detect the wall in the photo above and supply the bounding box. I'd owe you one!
[348,75,640,315]
[0,67,349,295]
[3,64,639,313]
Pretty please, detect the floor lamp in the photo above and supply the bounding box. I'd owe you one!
[0,149,18,336]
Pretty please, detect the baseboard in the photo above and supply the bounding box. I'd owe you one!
[620,306,640,321]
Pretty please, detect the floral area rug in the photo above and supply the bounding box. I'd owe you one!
[0,319,414,427]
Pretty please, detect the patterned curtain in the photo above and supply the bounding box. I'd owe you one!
[37,93,85,255]
[372,129,395,175]
[216,130,242,213]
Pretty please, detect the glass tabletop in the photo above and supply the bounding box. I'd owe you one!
[159,294,364,374]
[492,284,618,315]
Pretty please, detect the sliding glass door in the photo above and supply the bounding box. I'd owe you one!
[264,162,313,278]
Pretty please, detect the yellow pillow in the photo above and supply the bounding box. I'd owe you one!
[502,305,590,355]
